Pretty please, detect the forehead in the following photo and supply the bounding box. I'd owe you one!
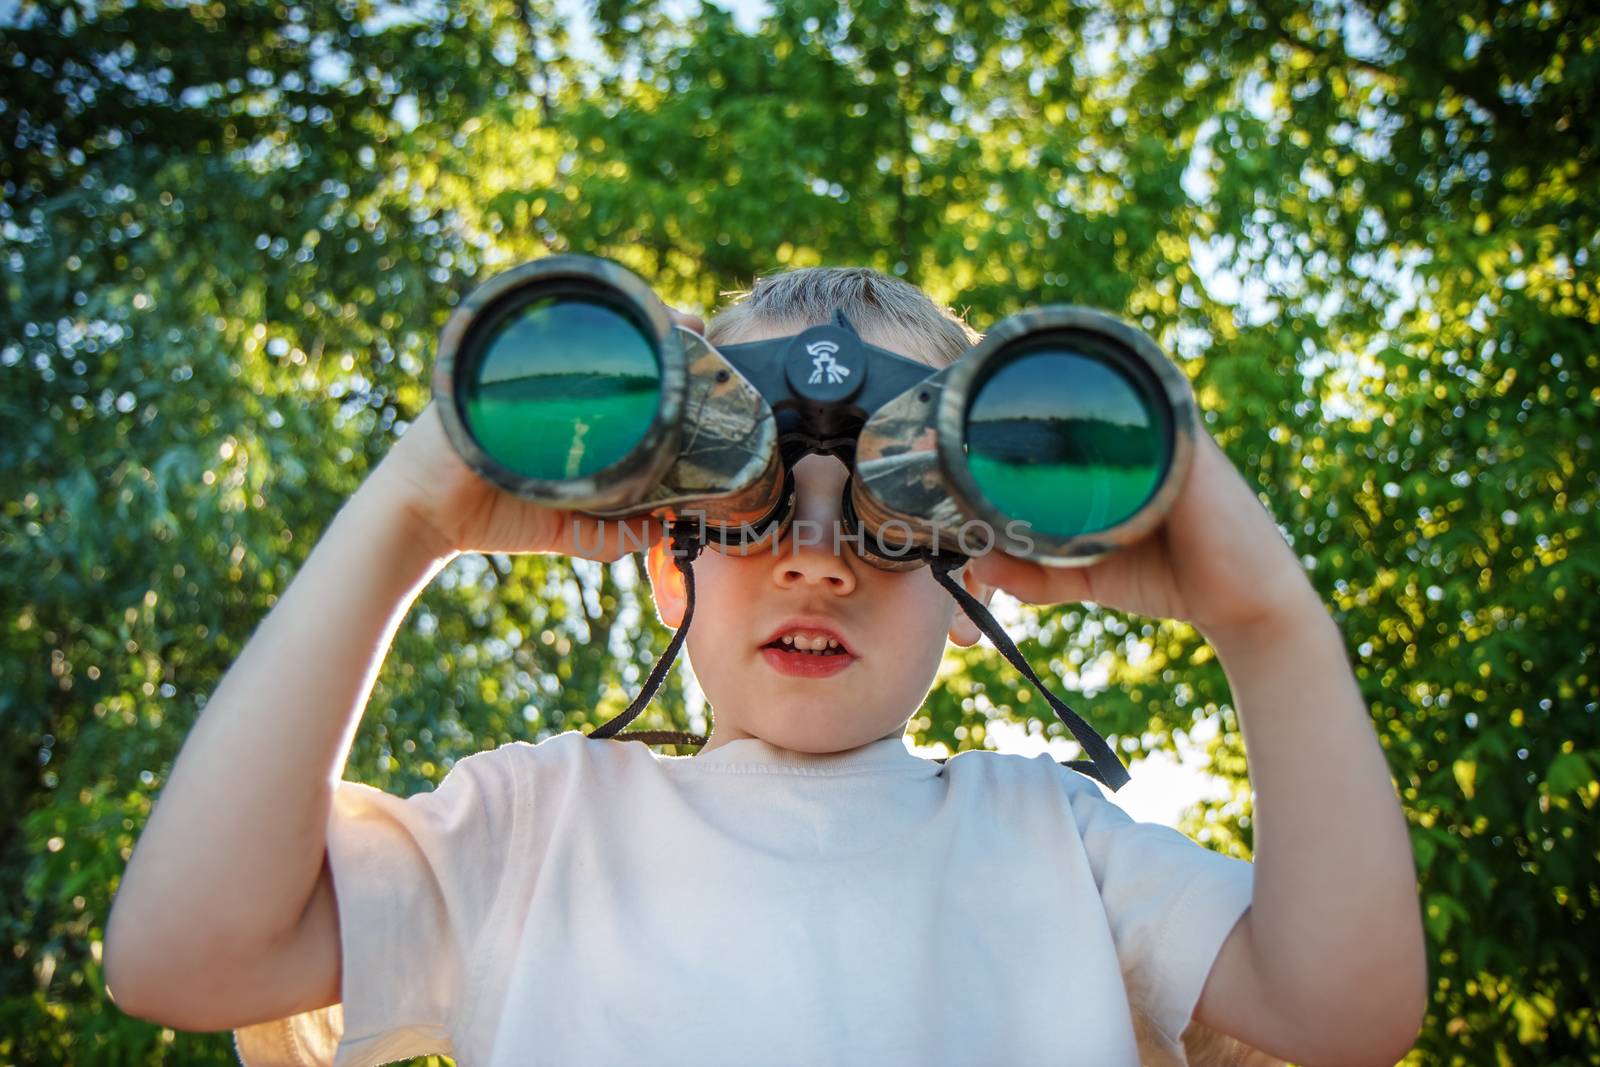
[722,320,947,371]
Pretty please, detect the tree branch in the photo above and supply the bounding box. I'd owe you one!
[513,0,554,124]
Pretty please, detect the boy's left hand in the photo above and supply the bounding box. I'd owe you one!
[967,428,1322,641]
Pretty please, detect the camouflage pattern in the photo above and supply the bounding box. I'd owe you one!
[433,256,787,542]
[852,377,967,556]
[858,305,1200,567]
[434,260,1196,570]
[587,326,784,529]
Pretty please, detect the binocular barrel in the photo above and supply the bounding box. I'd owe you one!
[433,255,1199,568]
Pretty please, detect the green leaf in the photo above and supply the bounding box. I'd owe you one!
[1546,751,1597,796]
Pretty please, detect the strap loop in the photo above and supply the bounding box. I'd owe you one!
[927,556,1131,792]
[587,522,705,742]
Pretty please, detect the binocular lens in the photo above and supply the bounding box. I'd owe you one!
[462,293,662,481]
[963,339,1172,539]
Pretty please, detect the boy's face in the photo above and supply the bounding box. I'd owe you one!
[645,324,994,756]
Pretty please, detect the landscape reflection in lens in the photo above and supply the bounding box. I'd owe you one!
[963,344,1169,538]
[462,295,660,481]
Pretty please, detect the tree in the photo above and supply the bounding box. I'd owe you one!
[3,0,1595,1062]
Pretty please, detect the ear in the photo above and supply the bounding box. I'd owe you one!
[645,538,689,629]
[947,562,998,648]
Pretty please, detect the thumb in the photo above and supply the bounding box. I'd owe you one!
[967,551,1038,591]
[549,513,663,563]
[668,307,706,335]
[968,551,1094,607]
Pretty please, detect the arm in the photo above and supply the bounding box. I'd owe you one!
[969,431,1429,1066]
[1192,594,1429,1067]
[103,393,666,1032]
[103,476,452,1031]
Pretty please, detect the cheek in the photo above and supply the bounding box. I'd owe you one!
[678,552,760,646]
[874,573,960,650]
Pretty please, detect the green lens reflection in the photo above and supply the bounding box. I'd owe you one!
[963,344,1170,538]
[462,294,660,481]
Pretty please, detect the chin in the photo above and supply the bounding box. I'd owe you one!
[745,703,907,754]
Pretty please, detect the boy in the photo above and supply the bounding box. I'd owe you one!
[104,267,1428,1066]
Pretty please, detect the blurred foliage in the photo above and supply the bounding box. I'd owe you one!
[2,0,1596,1063]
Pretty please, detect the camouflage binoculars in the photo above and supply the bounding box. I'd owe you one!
[432,254,1199,571]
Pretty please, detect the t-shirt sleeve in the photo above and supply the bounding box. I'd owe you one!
[1058,766,1285,1067]
[233,746,523,1067]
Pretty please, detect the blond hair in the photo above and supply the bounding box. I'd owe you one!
[705,266,981,367]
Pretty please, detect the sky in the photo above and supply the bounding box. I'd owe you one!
[971,351,1157,429]
[476,300,658,384]
[896,597,1233,829]
[973,717,1232,827]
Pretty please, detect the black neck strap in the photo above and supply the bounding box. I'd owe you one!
[587,531,1132,791]
[925,556,1130,790]
[584,522,710,748]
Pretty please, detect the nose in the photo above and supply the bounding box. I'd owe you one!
[772,540,858,594]
[770,454,859,595]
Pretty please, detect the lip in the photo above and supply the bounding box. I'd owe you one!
[761,645,855,678]
[758,616,857,657]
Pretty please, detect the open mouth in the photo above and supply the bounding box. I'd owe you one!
[761,634,850,657]
[758,625,857,677]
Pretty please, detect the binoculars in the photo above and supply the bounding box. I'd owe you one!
[430,255,1199,571]
[423,253,1201,789]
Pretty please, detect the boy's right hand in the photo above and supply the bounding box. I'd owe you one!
[364,305,704,563]
[362,401,659,564]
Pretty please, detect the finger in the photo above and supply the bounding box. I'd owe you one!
[969,551,1094,606]
[558,515,662,562]
[968,551,1046,591]
[606,516,664,559]
[1038,562,1096,606]
[667,307,706,334]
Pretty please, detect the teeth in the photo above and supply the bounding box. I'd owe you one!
[776,632,844,654]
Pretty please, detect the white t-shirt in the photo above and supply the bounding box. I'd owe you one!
[234,731,1283,1067]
